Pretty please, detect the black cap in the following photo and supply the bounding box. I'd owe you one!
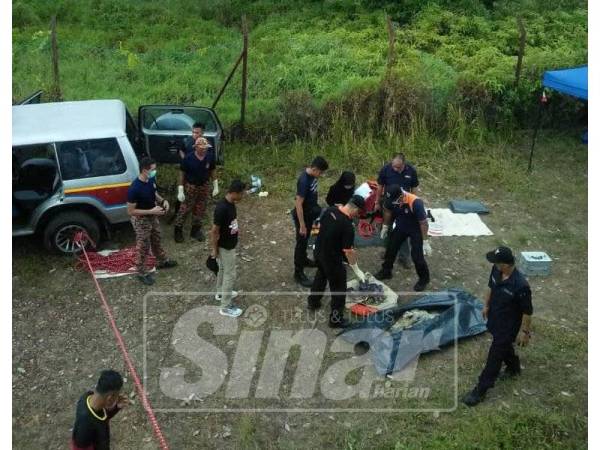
[384,184,404,202]
[486,246,515,265]
[349,194,366,210]
[206,255,219,274]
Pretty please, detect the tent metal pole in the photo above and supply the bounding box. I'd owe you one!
[528,92,544,172]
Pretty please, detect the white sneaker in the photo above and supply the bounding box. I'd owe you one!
[215,291,239,302]
[219,306,243,318]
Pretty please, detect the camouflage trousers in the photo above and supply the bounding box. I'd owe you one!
[174,182,210,228]
[131,215,167,274]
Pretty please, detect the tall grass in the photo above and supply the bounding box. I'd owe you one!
[12,0,587,142]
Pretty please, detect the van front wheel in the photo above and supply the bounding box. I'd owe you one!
[43,211,101,255]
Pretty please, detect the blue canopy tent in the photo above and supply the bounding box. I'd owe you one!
[529,65,588,171]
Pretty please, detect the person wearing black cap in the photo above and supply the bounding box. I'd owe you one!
[326,171,356,206]
[463,246,533,406]
[292,156,329,287]
[374,185,431,291]
[308,195,367,328]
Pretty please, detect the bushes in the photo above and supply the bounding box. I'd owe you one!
[12,0,587,144]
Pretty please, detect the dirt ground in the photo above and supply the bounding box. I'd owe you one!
[13,147,588,449]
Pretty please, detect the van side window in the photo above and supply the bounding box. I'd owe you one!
[56,138,127,180]
[13,144,56,187]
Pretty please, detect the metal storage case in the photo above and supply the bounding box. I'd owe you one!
[518,251,552,276]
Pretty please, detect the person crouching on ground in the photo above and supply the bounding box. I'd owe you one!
[463,246,533,406]
[375,184,431,291]
[70,369,129,450]
[308,195,367,328]
[174,137,216,243]
[211,180,246,318]
[127,157,177,286]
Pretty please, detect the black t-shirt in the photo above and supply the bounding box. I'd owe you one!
[180,151,215,186]
[71,391,120,450]
[314,206,355,265]
[214,198,239,250]
[127,177,157,210]
[326,183,354,207]
[377,162,419,191]
[296,170,318,210]
[487,267,533,343]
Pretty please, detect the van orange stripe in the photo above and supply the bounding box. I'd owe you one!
[64,182,130,194]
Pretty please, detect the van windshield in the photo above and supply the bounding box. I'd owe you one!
[141,106,218,133]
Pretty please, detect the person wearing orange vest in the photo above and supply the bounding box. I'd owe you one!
[374,184,431,291]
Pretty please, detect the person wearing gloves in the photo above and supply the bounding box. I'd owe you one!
[170,122,219,220]
[375,184,431,291]
[307,195,366,328]
[326,171,356,206]
[174,137,216,243]
[374,153,419,268]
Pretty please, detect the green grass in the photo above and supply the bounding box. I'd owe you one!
[12,0,587,140]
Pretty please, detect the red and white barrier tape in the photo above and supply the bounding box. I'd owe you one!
[74,232,170,450]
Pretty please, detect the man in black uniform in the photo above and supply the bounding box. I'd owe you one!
[70,369,129,450]
[374,185,432,291]
[374,153,419,268]
[463,246,533,406]
[292,156,329,287]
[307,195,367,328]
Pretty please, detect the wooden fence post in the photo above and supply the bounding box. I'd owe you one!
[50,15,62,101]
[386,15,396,74]
[514,17,526,88]
[240,15,249,137]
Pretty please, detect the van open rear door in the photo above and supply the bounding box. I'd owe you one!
[15,90,43,105]
[138,105,224,164]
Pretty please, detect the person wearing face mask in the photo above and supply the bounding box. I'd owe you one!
[374,153,419,268]
[326,171,356,207]
[463,247,533,407]
[174,137,216,243]
[70,370,129,450]
[127,157,177,286]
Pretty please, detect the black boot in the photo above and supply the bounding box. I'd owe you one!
[294,271,313,288]
[413,279,430,292]
[374,268,392,281]
[414,263,430,291]
[462,387,486,407]
[174,226,184,243]
[190,225,204,242]
[499,367,521,381]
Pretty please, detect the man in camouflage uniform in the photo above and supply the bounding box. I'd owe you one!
[127,157,177,285]
[174,137,216,243]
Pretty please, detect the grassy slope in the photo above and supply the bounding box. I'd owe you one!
[12,0,587,132]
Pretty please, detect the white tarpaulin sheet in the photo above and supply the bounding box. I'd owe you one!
[428,208,493,237]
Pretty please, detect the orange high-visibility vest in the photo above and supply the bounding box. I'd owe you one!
[401,192,419,212]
